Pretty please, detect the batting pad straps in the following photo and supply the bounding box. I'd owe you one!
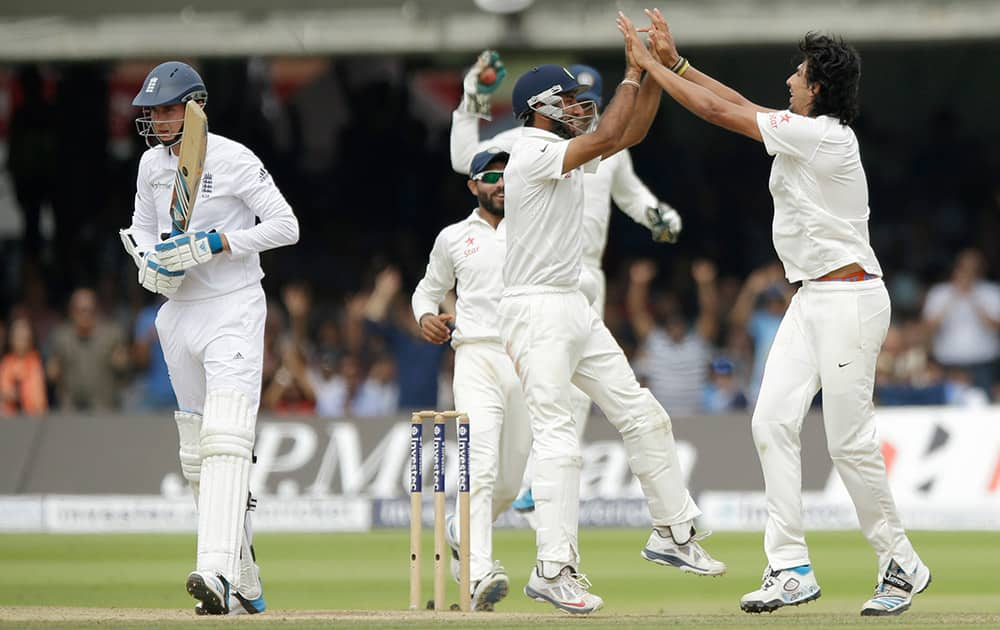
[175,410,204,485]
[201,389,255,460]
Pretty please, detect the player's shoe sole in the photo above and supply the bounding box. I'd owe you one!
[740,588,821,613]
[186,571,229,615]
[524,585,603,615]
[641,548,727,576]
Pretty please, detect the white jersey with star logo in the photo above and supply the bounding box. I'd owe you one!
[412,209,507,346]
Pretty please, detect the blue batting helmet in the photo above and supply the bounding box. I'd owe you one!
[132,61,207,107]
[511,64,585,121]
[568,64,603,109]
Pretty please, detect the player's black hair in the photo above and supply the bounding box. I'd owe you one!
[798,33,861,125]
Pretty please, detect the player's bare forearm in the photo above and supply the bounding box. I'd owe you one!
[617,73,661,151]
[563,80,637,173]
[682,66,772,112]
[646,61,763,141]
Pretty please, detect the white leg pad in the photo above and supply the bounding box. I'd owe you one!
[619,391,701,527]
[175,411,203,502]
[197,389,256,589]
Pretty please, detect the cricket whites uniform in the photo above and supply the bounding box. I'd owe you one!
[499,127,699,572]
[411,210,532,584]
[451,111,658,434]
[129,132,299,595]
[752,110,922,576]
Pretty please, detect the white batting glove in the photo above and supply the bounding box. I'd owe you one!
[119,228,146,268]
[138,251,185,296]
[646,202,683,244]
[460,50,506,120]
[154,230,224,272]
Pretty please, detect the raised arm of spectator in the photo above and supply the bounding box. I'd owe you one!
[731,267,771,329]
[692,259,720,343]
[282,282,312,353]
[363,267,402,324]
[627,259,659,342]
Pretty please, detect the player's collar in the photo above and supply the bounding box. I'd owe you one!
[521,126,563,141]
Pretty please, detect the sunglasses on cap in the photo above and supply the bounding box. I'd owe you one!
[472,170,504,184]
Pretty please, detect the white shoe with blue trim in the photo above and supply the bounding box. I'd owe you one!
[740,564,821,613]
[860,559,931,616]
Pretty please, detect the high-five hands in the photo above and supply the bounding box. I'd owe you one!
[642,8,680,67]
[616,12,657,73]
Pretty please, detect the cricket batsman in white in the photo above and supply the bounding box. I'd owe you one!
[452,55,683,513]
[411,148,531,611]
[120,61,299,615]
[498,16,725,614]
[623,9,930,616]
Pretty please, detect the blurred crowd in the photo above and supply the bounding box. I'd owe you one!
[2,247,998,418]
[1,52,999,418]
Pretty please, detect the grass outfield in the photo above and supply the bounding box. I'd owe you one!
[0,530,997,629]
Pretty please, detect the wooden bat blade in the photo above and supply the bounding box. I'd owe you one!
[169,100,208,235]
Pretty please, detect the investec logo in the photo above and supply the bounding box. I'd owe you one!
[188,421,698,499]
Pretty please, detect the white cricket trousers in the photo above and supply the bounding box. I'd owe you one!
[752,278,921,575]
[520,265,606,492]
[499,287,700,571]
[156,284,266,413]
[452,342,532,581]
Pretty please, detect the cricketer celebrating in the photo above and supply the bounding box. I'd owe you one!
[497,15,725,615]
[411,148,531,611]
[120,61,299,615]
[622,9,930,616]
[450,51,683,513]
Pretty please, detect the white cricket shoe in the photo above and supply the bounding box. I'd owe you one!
[524,566,604,615]
[740,565,821,613]
[860,559,932,616]
[471,561,510,611]
[641,527,727,576]
[195,589,266,616]
[186,570,231,615]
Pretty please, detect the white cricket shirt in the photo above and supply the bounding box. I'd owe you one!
[130,133,299,301]
[411,209,506,347]
[502,127,600,292]
[756,110,882,283]
[452,110,657,271]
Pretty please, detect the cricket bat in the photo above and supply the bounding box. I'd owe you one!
[168,100,208,236]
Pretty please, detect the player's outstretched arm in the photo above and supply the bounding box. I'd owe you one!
[641,11,767,141]
[644,9,771,111]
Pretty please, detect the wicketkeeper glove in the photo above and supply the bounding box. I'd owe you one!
[460,50,506,120]
[646,202,683,244]
[138,251,185,296]
[155,230,224,272]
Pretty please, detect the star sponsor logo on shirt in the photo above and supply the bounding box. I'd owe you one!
[465,237,475,246]
[769,112,793,129]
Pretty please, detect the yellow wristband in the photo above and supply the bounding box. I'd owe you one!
[676,59,691,77]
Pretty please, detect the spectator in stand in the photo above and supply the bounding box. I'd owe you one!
[0,318,48,416]
[312,353,370,418]
[129,295,175,411]
[262,342,316,414]
[46,288,129,411]
[353,354,399,416]
[363,266,445,411]
[627,258,719,417]
[701,357,748,413]
[280,281,314,360]
[730,263,791,401]
[922,248,1000,398]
